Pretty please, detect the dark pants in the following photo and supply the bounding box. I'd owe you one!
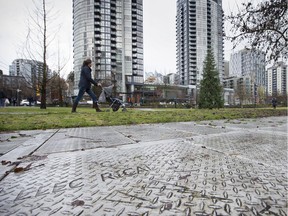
[0,98,4,107]
[74,87,97,104]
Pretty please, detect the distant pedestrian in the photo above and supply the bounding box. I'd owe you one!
[72,58,102,113]
[28,97,33,106]
[4,98,10,107]
[272,98,277,109]
[12,97,16,106]
[0,91,6,107]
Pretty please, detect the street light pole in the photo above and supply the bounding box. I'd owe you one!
[254,82,257,108]
[16,89,21,106]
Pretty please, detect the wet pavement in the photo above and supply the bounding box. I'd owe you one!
[0,116,287,215]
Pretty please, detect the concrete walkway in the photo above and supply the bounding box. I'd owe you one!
[0,116,287,215]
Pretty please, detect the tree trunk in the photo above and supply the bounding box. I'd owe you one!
[40,0,47,109]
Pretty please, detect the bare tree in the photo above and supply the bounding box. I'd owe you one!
[21,0,61,109]
[66,71,74,94]
[48,71,68,105]
[257,85,266,104]
[55,44,70,107]
[225,0,288,61]
[235,81,247,108]
[40,0,48,109]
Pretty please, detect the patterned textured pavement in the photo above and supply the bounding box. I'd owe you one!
[0,116,287,215]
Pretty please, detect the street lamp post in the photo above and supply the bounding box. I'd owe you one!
[112,72,116,97]
[254,83,257,108]
[16,89,21,106]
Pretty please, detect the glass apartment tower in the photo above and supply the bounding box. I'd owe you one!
[176,0,224,86]
[266,62,287,96]
[73,0,143,101]
[230,48,266,87]
[9,59,51,86]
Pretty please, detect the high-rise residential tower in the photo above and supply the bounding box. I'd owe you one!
[73,0,143,101]
[9,59,51,86]
[176,0,224,86]
[229,48,266,87]
[266,62,287,96]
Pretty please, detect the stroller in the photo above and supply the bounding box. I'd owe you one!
[98,85,126,112]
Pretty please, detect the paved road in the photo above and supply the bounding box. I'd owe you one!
[0,116,287,215]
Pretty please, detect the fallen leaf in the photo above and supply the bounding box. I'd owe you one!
[72,200,85,206]
[164,203,173,210]
[14,167,24,173]
[179,174,191,180]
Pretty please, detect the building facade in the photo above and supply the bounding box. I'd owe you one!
[229,48,266,87]
[266,62,287,96]
[0,73,36,105]
[9,59,51,88]
[229,51,242,77]
[223,75,254,105]
[176,0,224,86]
[224,60,229,78]
[73,0,143,102]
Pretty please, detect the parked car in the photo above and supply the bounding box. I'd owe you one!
[78,100,93,105]
[20,99,41,106]
[20,99,30,106]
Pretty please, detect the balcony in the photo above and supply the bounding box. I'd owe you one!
[94,28,101,34]
[94,9,101,16]
[110,1,116,7]
[110,14,116,19]
[94,1,100,7]
[110,9,116,15]
[94,22,101,28]
[94,16,101,22]
[111,27,117,33]
[95,35,101,41]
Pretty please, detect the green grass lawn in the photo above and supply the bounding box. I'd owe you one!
[0,106,287,131]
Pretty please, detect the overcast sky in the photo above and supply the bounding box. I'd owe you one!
[0,0,245,78]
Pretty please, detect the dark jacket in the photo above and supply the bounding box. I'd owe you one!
[78,65,98,89]
[0,91,6,99]
[272,98,277,106]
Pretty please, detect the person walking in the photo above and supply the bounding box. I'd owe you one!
[0,91,6,107]
[272,97,277,109]
[72,58,102,113]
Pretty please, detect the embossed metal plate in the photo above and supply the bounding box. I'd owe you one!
[0,116,287,215]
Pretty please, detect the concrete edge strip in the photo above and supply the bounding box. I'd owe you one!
[0,129,59,181]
